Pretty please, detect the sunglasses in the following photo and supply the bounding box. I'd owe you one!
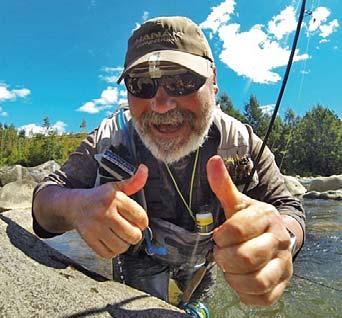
[124,72,207,99]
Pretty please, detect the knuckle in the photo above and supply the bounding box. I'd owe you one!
[131,230,143,244]
[135,212,149,229]
[226,222,244,238]
[237,252,256,269]
[254,276,272,292]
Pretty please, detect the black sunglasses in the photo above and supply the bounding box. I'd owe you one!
[124,72,207,99]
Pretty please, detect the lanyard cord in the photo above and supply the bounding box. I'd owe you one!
[165,148,200,221]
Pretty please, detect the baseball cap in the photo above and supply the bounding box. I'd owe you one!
[117,16,214,83]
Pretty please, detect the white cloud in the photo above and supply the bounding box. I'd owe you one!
[308,7,330,32]
[0,106,8,117]
[308,7,339,39]
[77,86,124,114]
[217,23,308,83]
[18,124,46,136]
[260,104,275,115]
[319,38,329,44]
[199,0,236,33]
[319,19,339,38]
[99,66,123,83]
[267,6,297,40]
[201,4,310,84]
[142,11,149,21]
[52,121,66,135]
[18,120,66,137]
[100,87,118,104]
[78,101,100,114]
[0,84,31,102]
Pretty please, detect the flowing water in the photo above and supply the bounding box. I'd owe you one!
[45,199,342,317]
[210,199,342,318]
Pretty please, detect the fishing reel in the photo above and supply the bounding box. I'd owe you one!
[179,301,210,318]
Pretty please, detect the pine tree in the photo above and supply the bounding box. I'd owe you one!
[217,93,245,122]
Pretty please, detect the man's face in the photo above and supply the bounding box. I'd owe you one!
[127,67,218,164]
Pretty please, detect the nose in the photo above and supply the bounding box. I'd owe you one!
[150,87,177,113]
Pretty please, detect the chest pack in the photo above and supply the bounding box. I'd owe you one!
[94,106,258,267]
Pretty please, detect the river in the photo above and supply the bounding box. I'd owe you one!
[45,199,342,318]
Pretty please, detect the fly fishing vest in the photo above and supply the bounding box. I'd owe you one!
[94,106,259,268]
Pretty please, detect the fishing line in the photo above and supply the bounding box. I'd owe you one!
[293,273,342,292]
[297,0,318,101]
[243,0,307,193]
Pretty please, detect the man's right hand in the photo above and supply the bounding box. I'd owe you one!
[72,164,149,259]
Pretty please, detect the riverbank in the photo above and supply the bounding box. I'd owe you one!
[0,162,340,317]
[0,209,185,317]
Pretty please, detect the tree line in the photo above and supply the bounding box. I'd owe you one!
[0,96,340,176]
[218,94,341,176]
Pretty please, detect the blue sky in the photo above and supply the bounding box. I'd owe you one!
[0,0,340,135]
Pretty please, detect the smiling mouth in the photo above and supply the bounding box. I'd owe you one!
[152,122,184,133]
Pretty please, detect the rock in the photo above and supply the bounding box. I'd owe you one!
[0,210,185,318]
[283,175,307,196]
[308,175,342,192]
[297,177,316,190]
[27,160,60,183]
[0,181,37,211]
[0,165,35,186]
[303,190,342,201]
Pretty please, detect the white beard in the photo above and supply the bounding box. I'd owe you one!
[132,103,215,164]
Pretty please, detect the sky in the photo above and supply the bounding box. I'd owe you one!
[0,0,340,135]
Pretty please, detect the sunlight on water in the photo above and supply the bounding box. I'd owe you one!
[44,230,113,279]
[210,199,342,318]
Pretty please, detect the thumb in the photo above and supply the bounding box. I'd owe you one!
[207,155,246,219]
[114,164,148,196]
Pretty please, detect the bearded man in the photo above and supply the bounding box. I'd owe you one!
[32,16,305,316]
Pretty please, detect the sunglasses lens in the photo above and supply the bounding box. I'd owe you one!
[124,77,157,99]
[163,73,206,96]
[125,72,206,99]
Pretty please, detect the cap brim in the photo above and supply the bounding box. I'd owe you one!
[117,50,212,83]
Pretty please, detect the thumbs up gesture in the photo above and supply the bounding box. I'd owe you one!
[207,156,294,307]
[72,164,149,259]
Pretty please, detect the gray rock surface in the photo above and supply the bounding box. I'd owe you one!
[0,164,34,186]
[308,175,342,192]
[0,210,185,318]
[303,190,342,201]
[0,180,37,212]
[27,160,61,183]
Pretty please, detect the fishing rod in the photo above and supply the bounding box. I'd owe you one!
[243,0,307,193]
[181,0,308,309]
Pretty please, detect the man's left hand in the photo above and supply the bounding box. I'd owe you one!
[207,155,294,307]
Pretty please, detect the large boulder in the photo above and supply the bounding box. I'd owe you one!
[0,180,37,211]
[0,164,35,186]
[0,210,185,317]
[308,175,342,192]
[27,160,60,183]
[283,175,307,196]
[303,190,342,201]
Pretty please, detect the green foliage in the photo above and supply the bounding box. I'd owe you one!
[0,104,340,177]
[217,93,245,122]
[286,105,342,176]
[244,95,270,138]
[0,122,87,167]
[215,94,341,176]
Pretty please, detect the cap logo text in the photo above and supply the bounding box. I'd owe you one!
[134,31,183,48]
